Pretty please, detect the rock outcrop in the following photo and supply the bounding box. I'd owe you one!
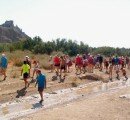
[0,20,29,43]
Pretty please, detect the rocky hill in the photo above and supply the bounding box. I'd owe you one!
[0,20,29,43]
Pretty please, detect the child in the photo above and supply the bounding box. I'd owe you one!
[35,70,46,104]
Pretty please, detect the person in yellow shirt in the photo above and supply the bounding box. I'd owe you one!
[21,61,30,88]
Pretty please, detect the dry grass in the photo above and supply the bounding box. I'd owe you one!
[10,71,19,78]
[3,50,64,70]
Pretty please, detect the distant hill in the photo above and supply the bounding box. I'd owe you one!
[0,20,29,43]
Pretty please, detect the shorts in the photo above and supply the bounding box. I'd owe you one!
[54,64,60,67]
[0,68,6,73]
[123,73,126,76]
[105,64,109,68]
[34,68,39,72]
[38,87,44,92]
[60,65,66,70]
[116,70,119,74]
[76,63,82,67]
[23,72,29,79]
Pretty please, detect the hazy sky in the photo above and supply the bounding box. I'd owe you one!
[0,0,130,48]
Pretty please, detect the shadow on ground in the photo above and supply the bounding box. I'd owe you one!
[16,87,27,98]
[32,103,43,109]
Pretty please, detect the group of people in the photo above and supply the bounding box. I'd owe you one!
[49,54,129,82]
[0,53,129,104]
[75,54,129,81]
[49,54,72,77]
[21,56,46,104]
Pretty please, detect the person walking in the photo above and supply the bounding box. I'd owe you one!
[35,70,46,104]
[21,61,30,88]
[0,53,8,80]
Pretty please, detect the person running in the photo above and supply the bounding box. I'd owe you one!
[35,70,46,104]
[21,61,30,88]
[32,60,39,78]
[0,54,8,80]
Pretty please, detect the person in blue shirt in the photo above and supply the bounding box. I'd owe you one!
[35,70,46,104]
[0,54,8,80]
[114,56,119,66]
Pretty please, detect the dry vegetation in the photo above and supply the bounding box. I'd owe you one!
[4,50,63,70]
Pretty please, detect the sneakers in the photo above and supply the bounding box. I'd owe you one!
[109,78,113,82]
[116,76,120,80]
[3,76,7,81]
[39,99,44,104]
[125,76,128,81]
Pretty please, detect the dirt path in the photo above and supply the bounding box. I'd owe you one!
[0,78,130,120]
[0,65,108,103]
[19,82,130,120]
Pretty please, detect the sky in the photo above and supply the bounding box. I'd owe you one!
[0,0,130,48]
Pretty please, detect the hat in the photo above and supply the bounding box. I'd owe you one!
[2,53,5,57]
[25,56,29,59]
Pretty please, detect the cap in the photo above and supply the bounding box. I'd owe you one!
[25,56,29,59]
[2,53,5,56]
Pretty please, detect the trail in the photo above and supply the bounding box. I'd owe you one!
[0,78,130,120]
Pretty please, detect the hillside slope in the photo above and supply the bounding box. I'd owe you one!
[0,20,29,43]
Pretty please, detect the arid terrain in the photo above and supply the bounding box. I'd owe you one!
[19,85,130,120]
[0,54,130,120]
